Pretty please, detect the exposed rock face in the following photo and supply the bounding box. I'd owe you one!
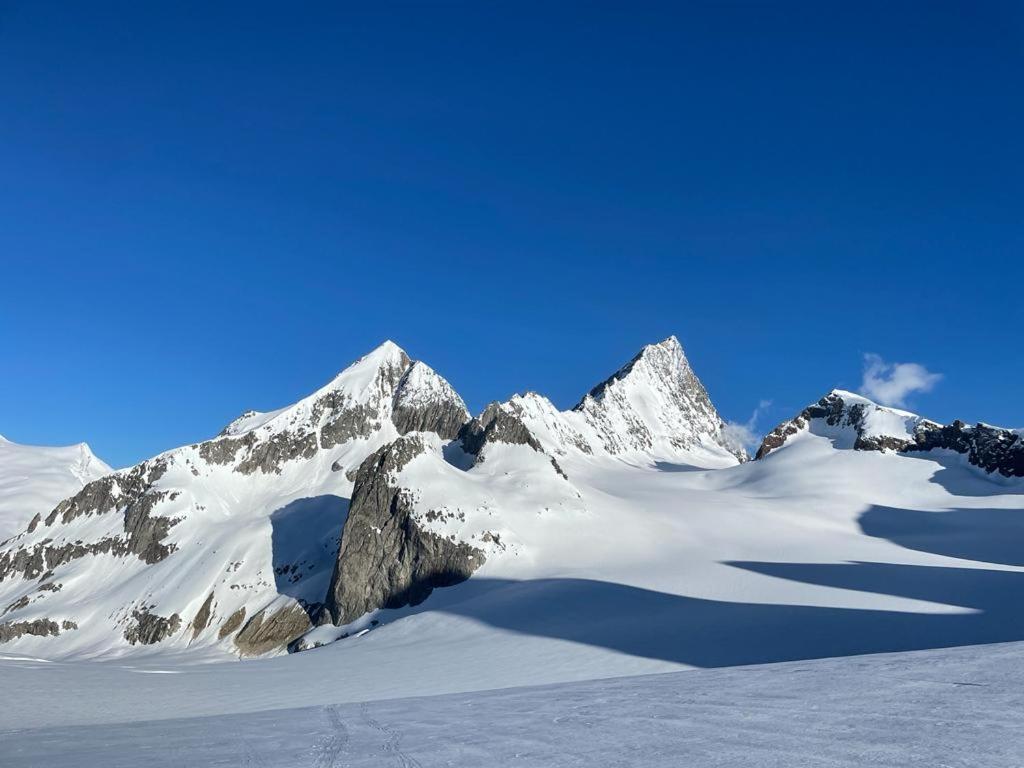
[757,390,1024,478]
[905,422,1024,477]
[0,459,181,583]
[234,601,312,656]
[218,607,247,639]
[189,593,215,640]
[391,362,470,440]
[0,618,62,643]
[319,404,379,450]
[325,437,485,625]
[123,608,181,645]
[459,402,543,457]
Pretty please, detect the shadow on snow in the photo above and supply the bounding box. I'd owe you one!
[399,493,1024,668]
[269,495,349,611]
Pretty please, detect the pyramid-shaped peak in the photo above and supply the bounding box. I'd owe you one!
[636,334,690,363]
[580,336,692,405]
[652,335,682,351]
[571,334,741,463]
[395,361,468,411]
[357,339,410,367]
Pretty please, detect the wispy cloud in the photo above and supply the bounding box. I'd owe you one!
[723,400,773,456]
[860,353,941,408]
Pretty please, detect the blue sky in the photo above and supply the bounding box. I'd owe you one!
[2,2,1021,468]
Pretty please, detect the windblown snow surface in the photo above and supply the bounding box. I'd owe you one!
[2,340,1023,765]
[3,641,1022,767]
[0,435,111,540]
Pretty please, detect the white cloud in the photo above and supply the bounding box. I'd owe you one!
[723,400,773,456]
[860,353,941,407]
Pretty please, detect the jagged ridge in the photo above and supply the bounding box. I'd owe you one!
[757,390,1024,477]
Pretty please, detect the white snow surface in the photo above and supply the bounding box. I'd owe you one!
[0,435,111,541]
[1,641,1022,766]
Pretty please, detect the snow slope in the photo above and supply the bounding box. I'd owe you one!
[0,435,111,541]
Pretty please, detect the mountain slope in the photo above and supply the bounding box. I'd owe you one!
[757,389,1024,478]
[0,436,111,541]
[0,342,469,656]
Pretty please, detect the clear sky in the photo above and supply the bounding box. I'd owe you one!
[2,2,1021,468]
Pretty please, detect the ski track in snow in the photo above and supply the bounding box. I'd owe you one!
[310,705,348,768]
[2,641,1023,767]
[360,702,422,768]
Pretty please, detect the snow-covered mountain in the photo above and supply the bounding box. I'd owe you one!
[758,389,1024,477]
[0,436,111,542]
[1,337,1022,674]
[0,341,472,653]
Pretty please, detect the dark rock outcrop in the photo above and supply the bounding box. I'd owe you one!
[124,608,181,645]
[390,363,470,440]
[325,437,485,625]
[392,400,468,440]
[320,404,379,449]
[905,421,1024,477]
[757,392,1024,478]
[0,618,62,643]
[459,402,543,457]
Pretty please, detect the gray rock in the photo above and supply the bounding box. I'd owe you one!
[123,608,181,645]
[391,400,468,440]
[390,362,470,440]
[0,618,62,643]
[325,437,485,625]
[236,431,319,475]
[460,402,542,457]
[320,404,379,449]
[199,434,253,465]
[234,602,312,656]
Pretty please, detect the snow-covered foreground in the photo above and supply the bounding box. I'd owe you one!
[3,641,1022,767]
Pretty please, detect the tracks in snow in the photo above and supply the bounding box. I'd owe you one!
[360,702,423,768]
[311,705,349,768]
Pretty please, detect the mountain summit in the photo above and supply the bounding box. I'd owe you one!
[574,336,744,461]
